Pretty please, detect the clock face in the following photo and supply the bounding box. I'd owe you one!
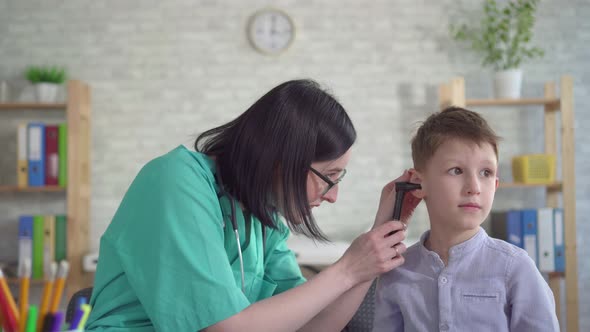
[247,9,295,55]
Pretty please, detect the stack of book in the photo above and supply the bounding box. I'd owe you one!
[489,208,565,273]
[18,216,67,280]
[16,123,67,188]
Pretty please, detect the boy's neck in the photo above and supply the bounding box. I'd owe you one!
[424,226,480,266]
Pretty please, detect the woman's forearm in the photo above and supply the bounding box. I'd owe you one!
[204,263,353,332]
[299,278,374,332]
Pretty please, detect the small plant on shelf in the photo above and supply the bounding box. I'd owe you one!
[26,66,67,84]
[25,66,68,103]
[449,0,544,98]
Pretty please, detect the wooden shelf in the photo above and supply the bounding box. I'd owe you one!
[0,80,92,300]
[465,98,560,108]
[498,182,562,192]
[0,185,66,192]
[0,103,67,110]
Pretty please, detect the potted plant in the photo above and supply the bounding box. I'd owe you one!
[450,0,544,98]
[25,66,67,103]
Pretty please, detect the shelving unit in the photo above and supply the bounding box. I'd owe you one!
[439,76,578,332]
[0,80,92,300]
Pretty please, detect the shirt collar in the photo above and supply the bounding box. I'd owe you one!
[418,227,487,261]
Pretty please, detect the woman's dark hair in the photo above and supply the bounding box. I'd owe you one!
[195,79,356,240]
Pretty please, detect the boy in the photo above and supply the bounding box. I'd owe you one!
[373,107,559,331]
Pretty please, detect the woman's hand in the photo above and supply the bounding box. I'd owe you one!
[335,221,407,288]
[373,170,422,229]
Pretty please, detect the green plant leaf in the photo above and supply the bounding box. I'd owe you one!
[24,65,67,84]
[448,0,544,70]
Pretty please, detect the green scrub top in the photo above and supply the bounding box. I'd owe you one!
[85,145,306,331]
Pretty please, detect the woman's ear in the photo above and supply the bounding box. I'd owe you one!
[408,168,425,199]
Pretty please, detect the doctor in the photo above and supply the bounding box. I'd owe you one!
[86,79,419,331]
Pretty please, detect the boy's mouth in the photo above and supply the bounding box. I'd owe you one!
[458,203,481,209]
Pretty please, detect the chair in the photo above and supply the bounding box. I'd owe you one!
[342,280,376,332]
[65,287,93,323]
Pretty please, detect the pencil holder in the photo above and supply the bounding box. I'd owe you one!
[511,154,556,184]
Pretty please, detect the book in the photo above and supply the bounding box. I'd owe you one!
[521,209,539,266]
[43,215,55,277]
[54,215,67,262]
[58,123,67,187]
[553,209,565,273]
[18,216,34,273]
[32,215,45,279]
[537,208,555,272]
[44,125,59,185]
[27,123,45,187]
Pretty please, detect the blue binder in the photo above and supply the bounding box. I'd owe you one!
[553,208,565,272]
[18,215,34,271]
[27,122,45,186]
[506,210,523,248]
[521,209,539,266]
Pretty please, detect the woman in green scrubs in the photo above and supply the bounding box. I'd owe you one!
[86,79,418,331]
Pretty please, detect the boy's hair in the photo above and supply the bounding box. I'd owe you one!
[411,106,500,171]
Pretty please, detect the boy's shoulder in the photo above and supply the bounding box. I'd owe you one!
[482,234,529,260]
[378,240,428,286]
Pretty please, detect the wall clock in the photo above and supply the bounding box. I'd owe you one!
[247,8,295,55]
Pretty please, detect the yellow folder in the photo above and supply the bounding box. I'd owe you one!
[43,215,55,279]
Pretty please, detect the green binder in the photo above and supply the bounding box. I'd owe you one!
[58,123,67,187]
[32,215,44,279]
[55,215,67,262]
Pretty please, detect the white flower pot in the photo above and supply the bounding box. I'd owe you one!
[493,69,523,99]
[35,83,59,103]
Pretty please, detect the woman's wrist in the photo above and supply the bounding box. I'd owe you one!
[328,257,357,291]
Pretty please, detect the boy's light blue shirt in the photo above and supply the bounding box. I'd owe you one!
[373,228,559,332]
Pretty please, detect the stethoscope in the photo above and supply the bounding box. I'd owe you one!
[215,166,265,294]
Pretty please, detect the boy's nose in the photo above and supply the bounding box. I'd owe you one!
[465,174,481,195]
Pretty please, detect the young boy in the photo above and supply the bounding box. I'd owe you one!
[373,107,559,331]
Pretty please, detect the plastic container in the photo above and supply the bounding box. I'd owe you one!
[511,154,556,184]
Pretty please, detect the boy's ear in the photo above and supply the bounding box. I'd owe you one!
[408,168,426,199]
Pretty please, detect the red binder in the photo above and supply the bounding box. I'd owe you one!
[44,125,59,185]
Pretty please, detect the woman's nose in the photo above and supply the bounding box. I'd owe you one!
[322,184,339,203]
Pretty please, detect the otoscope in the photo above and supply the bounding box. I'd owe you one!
[392,181,422,221]
[387,181,421,236]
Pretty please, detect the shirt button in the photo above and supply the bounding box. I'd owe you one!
[440,323,450,331]
[440,276,448,284]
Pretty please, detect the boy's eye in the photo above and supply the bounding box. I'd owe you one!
[481,169,494,177]
[448,167,462,175]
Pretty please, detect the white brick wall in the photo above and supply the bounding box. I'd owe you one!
[0,0,588,328]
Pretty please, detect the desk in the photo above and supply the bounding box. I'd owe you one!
[287,235,420,267]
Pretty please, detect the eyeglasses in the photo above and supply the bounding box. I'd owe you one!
[309,167,347,196]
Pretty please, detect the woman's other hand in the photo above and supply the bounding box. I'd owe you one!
[335,221,407,287]
[372,170,422,229]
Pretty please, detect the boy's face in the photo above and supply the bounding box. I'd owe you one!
[412,139,498,233]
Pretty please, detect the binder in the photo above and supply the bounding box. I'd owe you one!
[489,211,506,240]
[506,210,523,248]
[521,209,539,266]
[17,123,28,188]
[32,215,45,279]
[553,208,565,272]
[54,215,67,262]
[18,216,34,273]
[27,123,45,187]
[58,123,67,187]
[43,215,55,278]
[44,125,59,185]
[537,208,555,272]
